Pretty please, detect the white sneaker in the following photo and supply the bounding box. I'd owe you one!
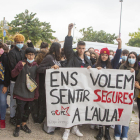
[122,138,128,140]
[62,129,70,140]
[90,124,95,129]
[115,137,120,140]
[136,134,140,140]
[71,126,83,137]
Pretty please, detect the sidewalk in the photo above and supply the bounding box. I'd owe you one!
[0,96,139,140]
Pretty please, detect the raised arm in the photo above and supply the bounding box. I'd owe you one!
[111,38,122,69]
[64,23,74,60]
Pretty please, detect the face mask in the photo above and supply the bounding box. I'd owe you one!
[128,58,136,64]
[0,48,4,55]
[122,56,127,62]
[87,56,90,60]
[27,59,34,63]
[16,44,24,49]
[91,58,96,64]
[109,55,114,60]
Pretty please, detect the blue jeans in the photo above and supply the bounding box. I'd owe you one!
[115,125,129,138]
[0,84,8,120]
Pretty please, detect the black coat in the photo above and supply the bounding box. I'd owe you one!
[0,53,10,87]
[64,36,92,67]
[8,46,25,81]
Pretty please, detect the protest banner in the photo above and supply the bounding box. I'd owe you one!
[45,68,135,128]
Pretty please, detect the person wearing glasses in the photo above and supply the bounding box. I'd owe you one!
[8,34,25,126]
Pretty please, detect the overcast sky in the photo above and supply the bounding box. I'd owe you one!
[0,0,140,45]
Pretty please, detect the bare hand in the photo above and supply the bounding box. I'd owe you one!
[135,81,140,88]
[130,68,135,73]
[116,38,122,45]
[51,65,59,69]
[2,87,8,94]
[97,67,102,70]
[22,62,26,66]
[68,23,74,30]
[87,66,92,69]
[27,40,31,43]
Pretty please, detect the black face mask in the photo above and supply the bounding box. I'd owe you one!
[91,58,96,64]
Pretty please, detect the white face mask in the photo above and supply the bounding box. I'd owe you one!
[109,55,114,60]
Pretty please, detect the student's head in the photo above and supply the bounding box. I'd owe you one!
[25,48,36,62]
[40,42,49,50]
[100,48,110,62]
[3,45,9,53]
[121,49,129,62]
[14,34,25,50]
[0,42,4,49]
[88,47,94,53]
[90,52,99,65]
[84,51,90,59]
[126,51,138,70]
[76,41,86,56]
[49,42,61,61]
[96,48,112,68]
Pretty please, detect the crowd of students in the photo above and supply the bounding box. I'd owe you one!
[0,23,140,140]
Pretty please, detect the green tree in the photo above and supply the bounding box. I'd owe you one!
[127,28,140,47]
[78,27,117,44]
[9,9,55,45]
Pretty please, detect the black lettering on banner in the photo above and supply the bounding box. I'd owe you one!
[111,109,117,121]
[83,90,90,102]
[92,108,99,121]
[72,108,80,123]
[61,72,69,86]
[99,108,107,122]
[124,75,134,90]
[106,109,110,122]
[71,72,78,86]
[116,74,123,89]
[90,73,100,85]
[76,89,84,102]
[85,106,91,121]
[60,89,68,104]
[50,71,60,87]
[50,89,60,104]
[98,74,108,87]
[108,74,115,88]
[68,89,75,104]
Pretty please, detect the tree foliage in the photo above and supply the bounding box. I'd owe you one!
[78,27,117,44]
[9,9,55,45]
[127,28,140,47]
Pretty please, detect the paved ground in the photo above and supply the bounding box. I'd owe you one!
[0,96,139,140]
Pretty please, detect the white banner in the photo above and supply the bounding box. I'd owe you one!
[45,68,135,128]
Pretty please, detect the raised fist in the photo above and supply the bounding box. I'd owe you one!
[68,23,74,30]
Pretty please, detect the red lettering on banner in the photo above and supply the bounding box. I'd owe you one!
[93,89,101,102]
[102,90,107,103]
[129,93,133,105]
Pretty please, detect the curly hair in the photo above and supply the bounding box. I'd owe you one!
[35,49,48,65]
[14,34,25,42]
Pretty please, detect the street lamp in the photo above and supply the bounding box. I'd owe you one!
[119,0,123,38]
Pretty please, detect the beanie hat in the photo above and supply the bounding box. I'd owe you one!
[14,34,25,42]
[100,48,110,56]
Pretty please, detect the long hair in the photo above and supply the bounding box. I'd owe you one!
[95,54,112,69]
[35,49,48,65]
[48,42,61,61]
[125,51,138,70]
